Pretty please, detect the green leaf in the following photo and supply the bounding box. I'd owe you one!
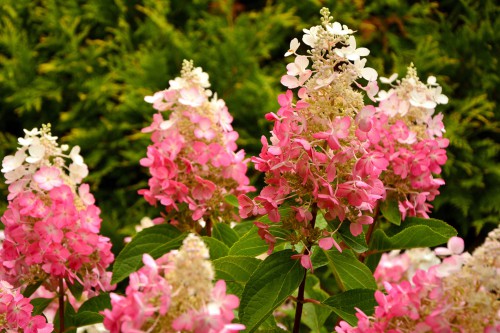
[302,275,331,332]
[239,250,305,332]
[322,289,377,326]
[323,249,377,291]
[337,222,368,253]
[31,297,54,316]
[311,246,329,269]
[112,224,185,284]
[224,194,240,207]
[22,280,43,298]
[67,278,84,300]
[53,301,76,333]
[228,225,290,257]
[315,211,328,229]
[380,199,401,225]
[202,236,229,260]
[233,221,255,236]
[366,252,383,273]
[212,222,240,247]
[213,255,261,297]
[370,217,457,251]
[78,293,111,313]
[73,311,104,327]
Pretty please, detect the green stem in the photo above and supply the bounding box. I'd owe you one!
[59,278,65,333]
[292,203,318,333]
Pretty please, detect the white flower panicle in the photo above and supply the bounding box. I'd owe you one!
[282,7,377,93]
[376,64,448,140]
[1,124,88,196]
[167,234,215,314]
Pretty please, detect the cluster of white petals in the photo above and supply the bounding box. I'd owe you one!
[1,124,88,198]
[376,64,448,139]
[282,8,377,91]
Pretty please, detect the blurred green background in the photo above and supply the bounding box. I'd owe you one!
[0,0,498,255]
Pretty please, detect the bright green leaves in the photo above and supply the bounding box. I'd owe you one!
[202,236,230,260]
[323,249,377,291]
[30,297,55,316]
[380,198,401,225]
[111,224,186,284]
[337,222,368,253]
[239,250,305,332]
[322,289,377,326]
[213,255,261,297]
[228,225,289,256]
[212,222,240,247]
[72,293,112,327]
[369,217,457,251]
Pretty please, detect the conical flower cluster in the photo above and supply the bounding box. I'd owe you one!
[139,60,254,232]
[358,65,449,219]
[0,124,114,293]
[238,8,385,266]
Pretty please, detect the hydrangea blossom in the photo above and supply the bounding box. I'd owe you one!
[0,280,53,332]
[139,60,254,233]
[357,65,449,219]
[0,124,114,294]
[238,8,384,267]
[102,234,244,333]
[337,228,500,332]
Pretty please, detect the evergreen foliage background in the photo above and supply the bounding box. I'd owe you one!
[1,0,498,254]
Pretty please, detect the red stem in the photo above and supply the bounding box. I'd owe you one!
[292,203,318,333]
[59,278,65,333]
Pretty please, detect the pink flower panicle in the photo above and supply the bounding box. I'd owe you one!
[337,230,500,332]
[0,280,53,333]
[140,60,254,231]
[238,8,384,268]
[0,124,114,294]
[102,234,244,333]
[358,64,449,220]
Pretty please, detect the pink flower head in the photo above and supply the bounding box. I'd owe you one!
[1,125,114,296]
[140,60,253,229]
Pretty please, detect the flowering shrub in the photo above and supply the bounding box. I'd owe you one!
[0,6,496,333]
[139,60,254,233]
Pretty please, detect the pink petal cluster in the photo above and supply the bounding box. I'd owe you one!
[337,231,500,332]
[102,234,244,333]
[357,66,449,219]
[139,60,253,230]
[102,253,172,333]
[0,124,114,294]
[238,9,384,267]
[0,280,53,332]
